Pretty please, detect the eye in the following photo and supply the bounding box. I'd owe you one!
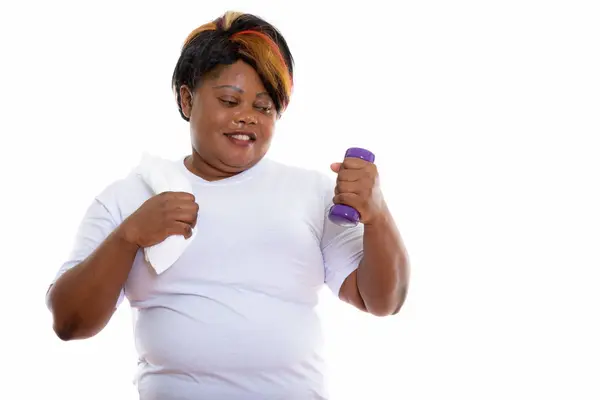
[219,98,238,107]
[255,104,273,114]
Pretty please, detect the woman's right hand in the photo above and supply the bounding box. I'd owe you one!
[119,192,199,248]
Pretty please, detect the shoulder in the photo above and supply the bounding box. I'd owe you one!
[93,168,154,223]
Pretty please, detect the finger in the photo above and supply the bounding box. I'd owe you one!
[159,193,196,210]
[333,193,362,208]
[336,168,363,182]
[167,221,193,239]
[330,162,342,173]
[170,209,198,226]
[183,223,194,239]
[162,191,195,201]
[174,192,196,202]
[172,199,199,212]
[189,210,199,229]
[342,157,373,170]
[166,199,198,226]
[335,180,363,196]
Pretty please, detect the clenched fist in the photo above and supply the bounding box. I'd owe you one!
[330,157,385,225]
[120,191,199,248]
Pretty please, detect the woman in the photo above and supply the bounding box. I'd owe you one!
[47,10,410,400]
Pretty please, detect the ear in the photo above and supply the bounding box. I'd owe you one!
[179,85,194,119]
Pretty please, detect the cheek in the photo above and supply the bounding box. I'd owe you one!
[192,106,230,133]
[260,116,277,139]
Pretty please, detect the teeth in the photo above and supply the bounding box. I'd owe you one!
[230,134,251,141]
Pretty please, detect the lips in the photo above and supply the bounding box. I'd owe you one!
[223,131,257,142]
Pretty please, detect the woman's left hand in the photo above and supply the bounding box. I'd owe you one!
[330,158,387,225]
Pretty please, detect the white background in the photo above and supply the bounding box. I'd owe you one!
[1,0,599,399]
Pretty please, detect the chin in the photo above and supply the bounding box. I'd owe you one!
[221,155,259,171]
[227,148,268,167]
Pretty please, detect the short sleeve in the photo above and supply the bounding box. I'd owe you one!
[46,197,125,309]
[320,176,365,296]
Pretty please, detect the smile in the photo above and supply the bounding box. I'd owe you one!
[224,131,257,147]
[224,131,257,141]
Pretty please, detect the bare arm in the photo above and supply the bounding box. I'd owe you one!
[47,191,198,341]
[47,226,139,341]
[340,203,410,316]
[330,157,410,317]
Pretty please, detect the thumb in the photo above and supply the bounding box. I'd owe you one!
[330,162,342,173]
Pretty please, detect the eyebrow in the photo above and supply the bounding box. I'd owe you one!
[212,85,269,98]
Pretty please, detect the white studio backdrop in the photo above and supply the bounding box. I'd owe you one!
[0,0,599,399]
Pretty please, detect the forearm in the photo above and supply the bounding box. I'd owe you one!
[48,226,139,341]
[357,204,410,316]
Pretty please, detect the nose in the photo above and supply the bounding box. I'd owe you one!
[233,109,258,126]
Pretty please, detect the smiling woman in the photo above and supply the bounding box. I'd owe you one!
[46,9,409,400]
[171,11,294,180]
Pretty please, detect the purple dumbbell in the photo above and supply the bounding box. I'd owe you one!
[328,147,376,227]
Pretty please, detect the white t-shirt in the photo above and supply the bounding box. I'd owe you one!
[50,156,364,400]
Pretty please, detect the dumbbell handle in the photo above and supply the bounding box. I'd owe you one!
[328,147,376,227]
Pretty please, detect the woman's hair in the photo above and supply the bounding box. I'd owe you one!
[172,11,294,121]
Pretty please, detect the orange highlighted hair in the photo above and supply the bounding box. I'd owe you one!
[172,11,294,121]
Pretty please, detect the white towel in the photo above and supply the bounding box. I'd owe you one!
[133,153,197,274]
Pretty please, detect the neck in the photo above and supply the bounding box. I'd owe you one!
[184,150,243,182]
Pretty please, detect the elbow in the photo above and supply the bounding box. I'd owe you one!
[365,285,408,317]
[364,299,400,317]
[50,306,79,341]
[47,287,95,342]
[391,285,409,315]
[52,316,97,342]
[47,286,74,341]
[366,301,402,317]
[367,305,396,317]
[50,304,102,341]
[54,323,76,341]
[50,307,84,341]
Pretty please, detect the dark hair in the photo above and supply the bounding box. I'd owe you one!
[171,11,294,121]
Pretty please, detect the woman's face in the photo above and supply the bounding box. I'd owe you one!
[180,60,278,177]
